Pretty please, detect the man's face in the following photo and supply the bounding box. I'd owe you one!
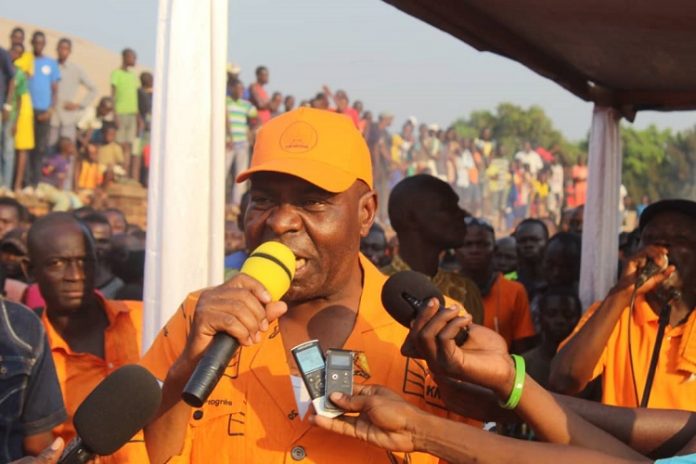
[257,69,269,84]
[284,96,295,111]
[516,223,547,262]
[360,229,389,268]
[85,222,112,264]
[413,191,467,249]
[10,30,23,46]
[0,206,20,239]
[57,41,71,61]
[640,212,696,296]
[540,295,580,344]
[542,240,579,287]
[32,224,95,313]
[31,35,45,55]
[457,225,494,272]
[493,239,517,274]
[245,173,371,303]
[104,211,127,235]
[231,82,244,100]
[124,50,136,67]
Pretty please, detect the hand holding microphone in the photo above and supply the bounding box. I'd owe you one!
[381,271,513,399]
[616,245,675,296]
[182,242,296,407]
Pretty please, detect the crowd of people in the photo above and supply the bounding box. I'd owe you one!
[1,24,695,464]
[0,27,152,213]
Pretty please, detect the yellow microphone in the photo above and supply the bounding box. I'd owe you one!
[182,242,296,407]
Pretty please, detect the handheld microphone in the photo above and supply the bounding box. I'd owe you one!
[182,241,296,407]
[59,364,162,464]
[381,270,468,345]
[636,256,668,288]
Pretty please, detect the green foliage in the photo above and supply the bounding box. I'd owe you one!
[450,103,695,201]
[452,102,584,165]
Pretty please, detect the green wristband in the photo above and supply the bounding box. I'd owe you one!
[499,354,526,410]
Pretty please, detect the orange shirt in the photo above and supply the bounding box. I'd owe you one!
[482,273,536,348]
[141,254,467,463]
[41,294,149,463]
[561,296,696,410]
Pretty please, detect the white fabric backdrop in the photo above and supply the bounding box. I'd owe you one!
[579,105,623,310]
[143,0,228,351]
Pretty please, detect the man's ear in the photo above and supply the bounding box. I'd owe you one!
[358,190,377,238]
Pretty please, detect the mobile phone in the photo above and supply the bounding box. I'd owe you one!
[324,349,354,412]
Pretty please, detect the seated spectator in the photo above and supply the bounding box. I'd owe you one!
[493,236,517,279]
[97,124,125,176]
[550,199,696,411]
[40,137,75,190]
[82,212,124,299]
[74,143,105,191]
[27,212,147,462]
[383,174,485,324]
[360,223,391,268]
[514,218,549,302]
[456,217,536,352]
[77,96,114,146]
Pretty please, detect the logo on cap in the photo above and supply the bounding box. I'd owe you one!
[279,121,318,153]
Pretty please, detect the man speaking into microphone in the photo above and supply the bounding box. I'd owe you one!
[141,108,467,463]
[550,199,696,412]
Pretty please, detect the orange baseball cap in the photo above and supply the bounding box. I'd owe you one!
[236,107,373,192]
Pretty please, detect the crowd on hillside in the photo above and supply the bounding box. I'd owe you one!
[0,27,152,212]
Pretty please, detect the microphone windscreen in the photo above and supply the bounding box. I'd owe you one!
[381,270,445,328]
[73,364,162,456]
[241,241,296,301]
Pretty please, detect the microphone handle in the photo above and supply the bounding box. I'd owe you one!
[182,333,240,407]
[58,438,94,464]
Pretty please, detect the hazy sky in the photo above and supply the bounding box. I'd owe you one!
[3,0,695,142]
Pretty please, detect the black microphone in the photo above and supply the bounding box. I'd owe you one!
[182,241,296,407]
[59,364,162,464]
[636,256,667,288]
[381,270,468,345]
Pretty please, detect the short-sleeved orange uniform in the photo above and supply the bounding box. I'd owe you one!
[141,255,468,463]
[560,295,696,410]
[41,294,149,463]
[481,273,536,348]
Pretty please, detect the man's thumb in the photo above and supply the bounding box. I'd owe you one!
[37,438,64,463]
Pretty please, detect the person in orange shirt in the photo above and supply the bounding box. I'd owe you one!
[550,199,696,411]
[456,218,536,353]
[26,212,148,463]
[141,108,468,464]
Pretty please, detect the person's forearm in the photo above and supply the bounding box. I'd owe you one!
[559,393,696,458]
[436,376,517,423]
[414,413,645,464]
[549,290,629,393]
[50,83,58,110]
[144,360,194,464]
[517,376,646,460]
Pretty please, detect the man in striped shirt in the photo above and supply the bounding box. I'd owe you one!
[226,79,257,205]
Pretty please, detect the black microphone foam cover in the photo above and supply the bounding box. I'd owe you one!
[73,364,162,455]
[381,270,445,327]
